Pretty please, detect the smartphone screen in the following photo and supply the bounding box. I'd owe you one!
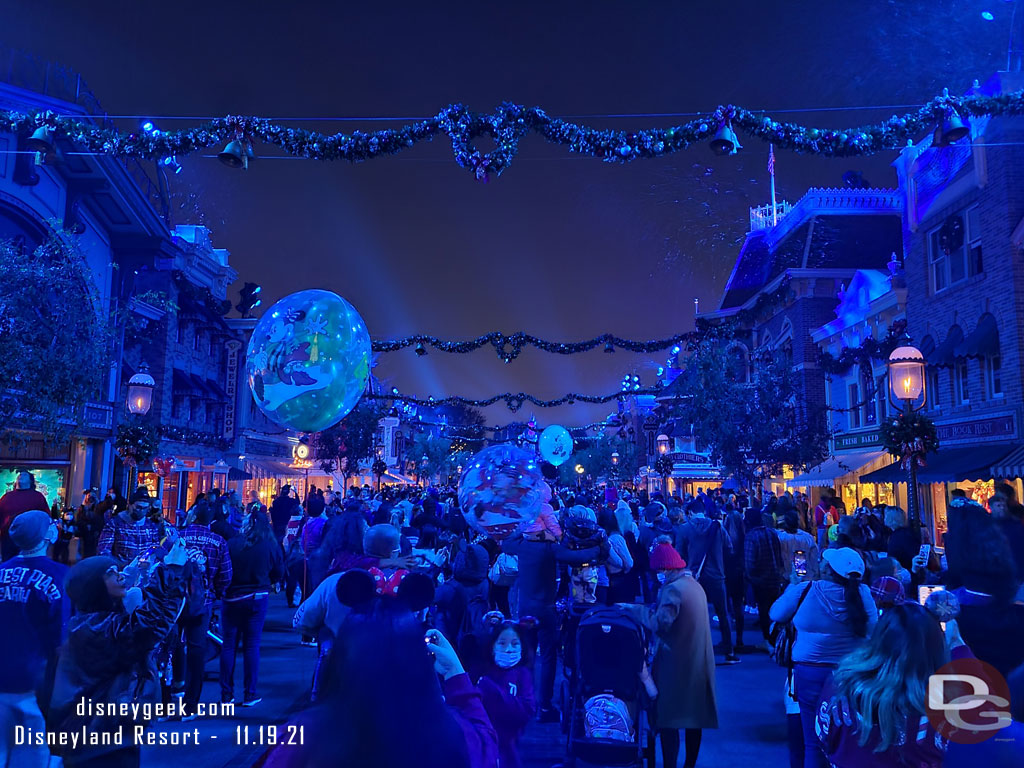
[793,550,808,578]
[918,544,932,560]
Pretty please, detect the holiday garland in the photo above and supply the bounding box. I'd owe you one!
[376,278,793,362]
[881,412,939,469]
[115,421,160,467]
[818,321,908,375]
[367,385,675,412]
[158,424,231,451]
[7,87,1012,180]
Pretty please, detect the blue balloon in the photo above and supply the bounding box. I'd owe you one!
[246,290,371,433]
[538,425,573,467]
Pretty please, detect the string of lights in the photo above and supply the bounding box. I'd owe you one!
[366,386,674,412]
[7,85,1011,180]
[413,416,625,436]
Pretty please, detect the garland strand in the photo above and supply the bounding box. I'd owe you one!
[413,417,625,436]
[7,88,1013,180]
[376,279,794,362]
[367,386,672,412]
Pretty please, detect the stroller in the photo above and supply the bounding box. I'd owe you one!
[562,604,655,768]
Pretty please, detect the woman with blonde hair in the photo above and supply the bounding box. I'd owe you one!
[815,603,963,767]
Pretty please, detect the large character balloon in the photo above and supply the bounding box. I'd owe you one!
[459,445,544,540]
[538,425,573,467]
[246,290,371,433]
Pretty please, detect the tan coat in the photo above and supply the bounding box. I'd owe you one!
[650,571,718,729]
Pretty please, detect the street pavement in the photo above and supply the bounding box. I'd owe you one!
[142,596,789,768]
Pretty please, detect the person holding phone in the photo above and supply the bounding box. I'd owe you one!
[777,511,819,582]
[49,540,188,767]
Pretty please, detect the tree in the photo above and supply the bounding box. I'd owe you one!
[670,331,829,488]
[436,403,487,453]
[411,431,454,484]
[0,231,112,447]
[312,399,385,485]
[556,433,639,487]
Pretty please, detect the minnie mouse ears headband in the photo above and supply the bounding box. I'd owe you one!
[334,568,436,613]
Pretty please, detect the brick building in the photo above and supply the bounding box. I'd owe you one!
[857,71,1024,539]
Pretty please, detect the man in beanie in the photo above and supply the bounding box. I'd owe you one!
[0,471,50,561]
[97,487,164,564]
[0,510,67,768]
[49,540,188,767]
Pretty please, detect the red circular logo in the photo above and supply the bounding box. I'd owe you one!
[926,657,1013,745]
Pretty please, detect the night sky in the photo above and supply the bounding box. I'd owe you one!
[2,0,1008,426]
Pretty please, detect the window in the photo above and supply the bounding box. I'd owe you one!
[954,360,970,405]
[929,207,983,294]
[176,322,185,345]
[193,330,201,351]
[986,355,1002,398]
[927,368,941,409]
[968,207,983,275]
[862,368,877,426]
[849,383,861,429]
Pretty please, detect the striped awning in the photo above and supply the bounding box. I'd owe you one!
[991,444,1024,479]
[787,449,886,488]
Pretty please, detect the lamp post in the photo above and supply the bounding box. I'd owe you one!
[656,434,670,455]
[421,454,429,488]
[887,341,927,526]
[126,362,156,415]
[575,463,585,491]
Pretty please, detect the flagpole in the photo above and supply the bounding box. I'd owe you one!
[769,143,778,226]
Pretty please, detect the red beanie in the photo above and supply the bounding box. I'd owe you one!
[649,542,686,570]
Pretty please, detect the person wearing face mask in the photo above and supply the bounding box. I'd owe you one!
[97,488,165,565]
[49,539,188,767]
[647,540,718,768]
[474,619,536,768]
[0,510,68,768]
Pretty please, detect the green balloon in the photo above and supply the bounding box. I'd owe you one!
[246,289,371,433]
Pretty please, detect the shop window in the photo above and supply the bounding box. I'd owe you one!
[954,359,970,405]
[848,383,861,429]
[929,207,983,295]
[861,368,877,426]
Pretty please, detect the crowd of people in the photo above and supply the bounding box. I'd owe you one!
[1,469,1024,767]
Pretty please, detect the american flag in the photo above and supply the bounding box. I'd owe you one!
[768,144,775,176]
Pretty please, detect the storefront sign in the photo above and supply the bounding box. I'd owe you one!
[175,458,200,471]
[835,430,882,449]
[936,414,1016,443]
[678,452,710,465]
[223,340,241,440]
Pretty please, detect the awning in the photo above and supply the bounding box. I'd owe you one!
[190,374,214,398]
[228,467,252,481]
[787,449,886,487]
[991,444,1024,479]
[930,326,964,368]
[205,379,229,399]
[245,458,304,477]
[859,443,1019,484]
[956,314,999,359]
[172,369,196,395]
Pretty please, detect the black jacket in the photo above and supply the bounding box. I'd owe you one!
[226,536,285,598]
[48,566,186,759]
[501,536,601,613]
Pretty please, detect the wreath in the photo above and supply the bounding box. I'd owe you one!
[115,421,161,468]
[372,458,388,478]
[654,455,674,478]
[881,412,939,469]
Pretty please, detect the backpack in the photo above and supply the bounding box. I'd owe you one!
[488,553,519,587]
[583,694,633,741]
[458,585,490,641]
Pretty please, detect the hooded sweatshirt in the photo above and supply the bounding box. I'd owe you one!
[769,580,877,664]
[673,516,730,581]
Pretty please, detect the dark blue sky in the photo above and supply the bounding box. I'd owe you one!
[2,0,1008,426]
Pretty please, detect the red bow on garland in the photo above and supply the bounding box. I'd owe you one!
[367,567,409,596]
[900,438,928,470]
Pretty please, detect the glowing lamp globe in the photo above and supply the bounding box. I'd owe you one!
[246,289,371,433]
[887,345,926,403]
[126,365,156,415]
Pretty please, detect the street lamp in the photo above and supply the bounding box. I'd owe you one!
[126,362,156,415]
[656,434,670,455]
[887,341,927,525]
[611,451,620,466]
